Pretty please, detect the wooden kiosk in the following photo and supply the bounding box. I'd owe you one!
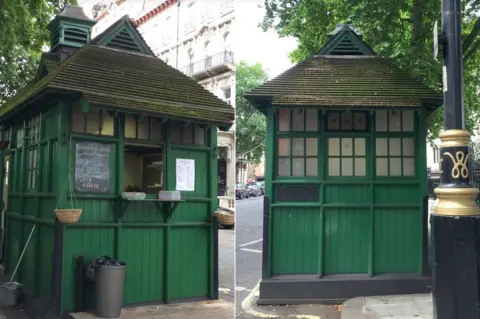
[244,24,442,304]
[0,5,234,316]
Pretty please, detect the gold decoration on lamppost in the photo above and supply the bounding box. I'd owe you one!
[432,129,480,216]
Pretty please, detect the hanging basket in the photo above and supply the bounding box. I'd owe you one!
[215,209,234,226]
[55,209,83,224]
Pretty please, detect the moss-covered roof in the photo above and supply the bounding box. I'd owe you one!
[245,55,442,112]
[0,45,234,127]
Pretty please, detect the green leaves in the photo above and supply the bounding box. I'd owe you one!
[0,0,78,106]
[262,0,480,141]
[235,61,269,164]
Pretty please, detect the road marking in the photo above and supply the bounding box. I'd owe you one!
[219,287,230,293]
[240,248,262,254]
[235,286,247,291]
[239,238,263,247]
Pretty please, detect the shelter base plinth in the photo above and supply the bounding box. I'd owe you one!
[257,274,431,305]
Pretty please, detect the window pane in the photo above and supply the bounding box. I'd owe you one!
[390,158,402,176]
[376,138,388,156]
[292,109,305,131]
[138,116,149,139]
[403,138,415,156]
[292,138,304,156]
[354,138,365,156]
[306,138,318,156]
[389,111,401,132]
[328,112,340,130]
[403,158,415,176]
[71,105,85,133]
[328,157,340,176]
[102,111,114,136]
[182,124,194,144]
[151,118,163,140]
[305,109,318,131]
[194,125,205,145]
[306,158,318,176]
[354,112,366,130]
[125,114,136,138]
[278,158,291,176]
[292,158,305,176]
[329,138,340,156]
[376,158,388,176]
[278,109,290,131]
[170,121,182,143]
[389,138,401,156]
[355,158,366,176]
[278,138,290,156]
[86,108,100,134]
[341,112,353,130]
[342,158,353,176]
[341,138,353,156]
[402,111,414,131]
[375,110,388,132]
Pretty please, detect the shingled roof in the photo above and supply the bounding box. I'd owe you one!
[245,25,442,113]
[0,45,234,128]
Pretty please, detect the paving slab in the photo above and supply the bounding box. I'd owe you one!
[341,294,433,319]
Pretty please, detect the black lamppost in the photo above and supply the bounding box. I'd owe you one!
[431,0,480,317]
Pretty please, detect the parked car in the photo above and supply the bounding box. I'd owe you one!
[256,181,265,195]
[247,184,263,197]
[236,184,249,199]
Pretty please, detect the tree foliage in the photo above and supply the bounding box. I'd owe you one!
[0,0,78,105]
[236,61,269,164]
[261,0,480,140]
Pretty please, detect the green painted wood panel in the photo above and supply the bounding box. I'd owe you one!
[62,227,116,312]
[373,208,422,273]
[271,207,320,274]
[325,184,371,203]
[122,201,165,222]
[374,184,420,204]
[168,227,209,299]
[324,208,370,274]
[73,198,116,222]
[120,228,164,304]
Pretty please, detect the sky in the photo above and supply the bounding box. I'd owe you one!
[78,0,298,79]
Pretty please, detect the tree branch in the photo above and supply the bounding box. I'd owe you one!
[463,16,480,53]
[464,36,480,62]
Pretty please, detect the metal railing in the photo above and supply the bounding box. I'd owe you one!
[180,50,234,76]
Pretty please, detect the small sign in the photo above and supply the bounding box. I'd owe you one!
[434,21,439,59]
[176,159,195,191]
[442,65,448,92]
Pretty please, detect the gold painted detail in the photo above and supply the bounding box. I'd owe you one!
[432,187,480,216]
[439,129,471,148]
[444,151,471,178]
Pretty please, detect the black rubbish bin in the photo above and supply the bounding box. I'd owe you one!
[93,257,126,318]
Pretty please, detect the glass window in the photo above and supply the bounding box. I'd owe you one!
[328,137,366,177]
[277,137,318,177]
[278,109,290,131]
[25,115,41,145]
[292,109,305,131]
[72,106,114,136]
[278,108,318,132]
[305,109,318,131]
[169,120,206,145]
[124,115,165,141]
[327,111,368,131]
[125,114,137,138]
[26,148,39,189]
[138,116,149,140]
[376,110,415,132]
[375,137,415,176]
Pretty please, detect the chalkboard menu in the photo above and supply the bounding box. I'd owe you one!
[75,142,111,193]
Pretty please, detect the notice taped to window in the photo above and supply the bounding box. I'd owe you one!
[176,159,195,191]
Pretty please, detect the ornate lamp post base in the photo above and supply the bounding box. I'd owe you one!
[431,129,480,318]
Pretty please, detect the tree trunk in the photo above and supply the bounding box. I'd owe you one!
[411,0,423,56]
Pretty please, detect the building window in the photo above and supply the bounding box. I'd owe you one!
[169,120,205,145]
[277,137,318,177]
[328,137,366,177]
[278,108,318,132]
[71,105,115,136]
[326,111,367,131]
[375,110,414,132]
[124,114,163,141]
[376,138,415,176]
[25,115,41,145]
[26,148,39,189]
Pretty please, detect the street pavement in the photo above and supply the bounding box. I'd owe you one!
[235,195,341,319]
[0,228,234,318]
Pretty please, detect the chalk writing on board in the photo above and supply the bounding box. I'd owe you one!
[75,142,111,193]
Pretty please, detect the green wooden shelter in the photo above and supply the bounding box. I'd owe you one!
[244,24,442,304]
[0,5,234,317]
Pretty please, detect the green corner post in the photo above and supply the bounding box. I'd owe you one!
[431,0,480,317]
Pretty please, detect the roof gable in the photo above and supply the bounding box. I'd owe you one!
[319,25,375,56]
[92,15,155,56]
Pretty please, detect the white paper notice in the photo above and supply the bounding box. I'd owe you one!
[176,159,195,191]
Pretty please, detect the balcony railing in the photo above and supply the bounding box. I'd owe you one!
[184,20,196,35]
[180,50,234,77]
[201,10,214,25]
[220,0,234,16]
